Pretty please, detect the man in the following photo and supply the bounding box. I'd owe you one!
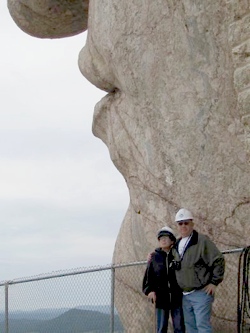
[143,226,185,333]
[174,208,225,333]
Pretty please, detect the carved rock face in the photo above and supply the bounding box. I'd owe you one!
[9,0,250,256]
[8,0,250,331]
[79,2,250,330]
[79,0,250,251]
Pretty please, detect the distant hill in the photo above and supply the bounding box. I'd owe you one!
[0,308,124,333]
[0,305,114,321]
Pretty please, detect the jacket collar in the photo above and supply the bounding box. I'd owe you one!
[155,247,174,258]
[175,229,198,252]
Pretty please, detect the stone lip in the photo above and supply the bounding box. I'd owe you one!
[7,0,89,38]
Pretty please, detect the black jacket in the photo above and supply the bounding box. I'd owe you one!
[142,247,182,309]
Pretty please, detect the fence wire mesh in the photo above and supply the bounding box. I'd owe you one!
[0,249,245,333]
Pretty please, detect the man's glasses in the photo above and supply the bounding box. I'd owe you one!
[178,221,190,226]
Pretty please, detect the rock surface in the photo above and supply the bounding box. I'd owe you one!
[8,0,88,38]
[80,0,250,252]
[8,0,250,332]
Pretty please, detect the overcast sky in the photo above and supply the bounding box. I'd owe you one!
[0,1,129,281]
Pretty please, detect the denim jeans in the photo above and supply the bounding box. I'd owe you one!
[156,305,185,333]
[182,290,214,333]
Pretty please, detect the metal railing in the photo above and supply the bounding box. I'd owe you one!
[0,248,246,333]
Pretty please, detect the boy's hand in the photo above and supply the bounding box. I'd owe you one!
[147,252,153,262]
[148,291,156,304]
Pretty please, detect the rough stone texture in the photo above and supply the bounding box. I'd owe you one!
[8,0,250,332]
[80,1,250,331]
[7,0,88,38]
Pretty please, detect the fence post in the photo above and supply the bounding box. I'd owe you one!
[110,264,115,333]
[5,282,9,333]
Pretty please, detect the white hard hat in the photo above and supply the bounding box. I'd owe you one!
[175,208,193,222]
[157,226,176,242]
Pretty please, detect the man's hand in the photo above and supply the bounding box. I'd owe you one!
[203,283,216,295]
[148,291,156,304]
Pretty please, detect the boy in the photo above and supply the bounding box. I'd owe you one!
[142,226,185,333]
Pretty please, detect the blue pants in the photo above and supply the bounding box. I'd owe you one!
[182,290,214,333]
[156,305,185,333]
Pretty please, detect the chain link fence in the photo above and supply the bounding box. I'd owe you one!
[0,248,245,333]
